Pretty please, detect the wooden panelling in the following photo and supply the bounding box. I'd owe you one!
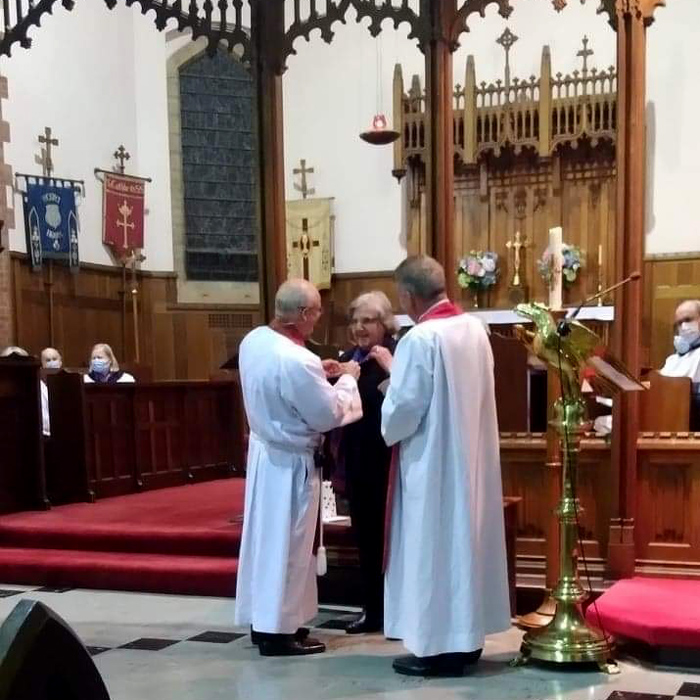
[11,254,262,380]
[643,253,700,370]
[46,375,244,501]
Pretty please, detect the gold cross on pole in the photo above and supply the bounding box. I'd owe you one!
[37,127,59,177]
[293,159,315,200]
[506,230,529,287]
[117,200,135,251]
[114,145,131,174]
[291,218,320,280]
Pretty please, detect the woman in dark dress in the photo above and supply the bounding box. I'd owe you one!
[338,291,397,634]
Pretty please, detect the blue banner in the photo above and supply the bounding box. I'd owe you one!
[23,179,80,270]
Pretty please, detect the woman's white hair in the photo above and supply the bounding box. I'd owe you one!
[90,343,120,372]
[349,291,400,335]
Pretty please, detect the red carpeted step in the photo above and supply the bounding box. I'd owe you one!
[0,547,238,598]
[585,577,700,648]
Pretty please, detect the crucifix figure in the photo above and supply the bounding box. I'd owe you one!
[506,230,529,287]
[117,200,135,251]
[293,159,315,200]
[36,127,59,177]
[292,218,320,281]
[114,145,131,174]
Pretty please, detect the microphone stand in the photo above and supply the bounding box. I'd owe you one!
[557,272,641,337]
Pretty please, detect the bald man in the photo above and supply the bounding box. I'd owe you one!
[235,279,362,656]
[660,300,700,382]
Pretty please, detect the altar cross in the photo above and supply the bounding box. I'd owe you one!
[292,218,320,280]
[114,145,131,174]
[506,230,529,287]
[36,127,59,177]
[293,159,315,200]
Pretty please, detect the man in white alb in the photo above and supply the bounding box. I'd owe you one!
[235,279,362,656]
[660,300,700,382]
[660,299,700,430]
[370,256,510,677]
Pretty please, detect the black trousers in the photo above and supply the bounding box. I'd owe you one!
[346,454,389,620]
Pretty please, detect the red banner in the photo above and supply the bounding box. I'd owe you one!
[102,173,145,259]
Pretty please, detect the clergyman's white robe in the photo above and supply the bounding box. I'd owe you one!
[234,326,362,634]
[381,313,510,657]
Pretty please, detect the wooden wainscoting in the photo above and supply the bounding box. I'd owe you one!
[643,253,700,370]
[11,254,262,380]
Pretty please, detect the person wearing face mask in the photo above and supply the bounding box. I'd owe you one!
[660,300,700,430]
[84,343,135,384]
[660,300,700,382]
[41,347,63,370]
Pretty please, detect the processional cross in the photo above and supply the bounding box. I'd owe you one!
[36,127,59,177]
[293,159,315,200]
[114,145,131,174]
[292,218,320,281]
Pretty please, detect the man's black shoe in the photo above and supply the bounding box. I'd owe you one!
[251,627,310,646]
[392,649,482,677]
[345,613,382,635]
[258,634,326,657]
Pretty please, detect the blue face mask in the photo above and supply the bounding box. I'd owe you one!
[90,358,110,375]
[674,321,700,356]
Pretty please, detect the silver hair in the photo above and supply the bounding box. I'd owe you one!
[0,346,28,357]
[275,279,317,322]
[394,255,446,302]
[349,291,400,334]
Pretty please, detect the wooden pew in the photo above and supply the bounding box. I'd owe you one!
[640,370,691,432]
[0,356,49,513]
[46,374,246,502]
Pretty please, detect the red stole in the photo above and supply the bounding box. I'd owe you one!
[382,299,463,571]
[269,320,306,347]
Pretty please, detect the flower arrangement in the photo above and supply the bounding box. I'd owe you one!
[537,243,583,286]
[457,251,499,291]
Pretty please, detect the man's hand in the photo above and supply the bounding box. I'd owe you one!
[321,358,341,378]
[340,360,361,381]
[369,345,393,373]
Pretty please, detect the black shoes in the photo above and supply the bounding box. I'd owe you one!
[257,633,326,657]
[250,626,310,646]
[345,612,383,635]
[392,649,483,677]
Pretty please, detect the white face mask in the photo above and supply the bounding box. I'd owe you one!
[45,359,61,369]
[674,320,700,355]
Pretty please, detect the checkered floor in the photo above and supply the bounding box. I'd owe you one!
[606,688,700,700]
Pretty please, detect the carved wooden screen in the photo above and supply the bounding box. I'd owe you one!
[396,36,617,309]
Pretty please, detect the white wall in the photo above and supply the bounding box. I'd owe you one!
[283,0,616,273]
[646,0,700,255]
[2,3,173,271]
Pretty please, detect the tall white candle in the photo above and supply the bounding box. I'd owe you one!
[549,226,563,311]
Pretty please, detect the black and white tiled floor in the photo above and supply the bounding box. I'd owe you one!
[0,585,697,700]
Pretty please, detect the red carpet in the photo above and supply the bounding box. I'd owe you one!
[0,479,353,597]
[586,577,700,648]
